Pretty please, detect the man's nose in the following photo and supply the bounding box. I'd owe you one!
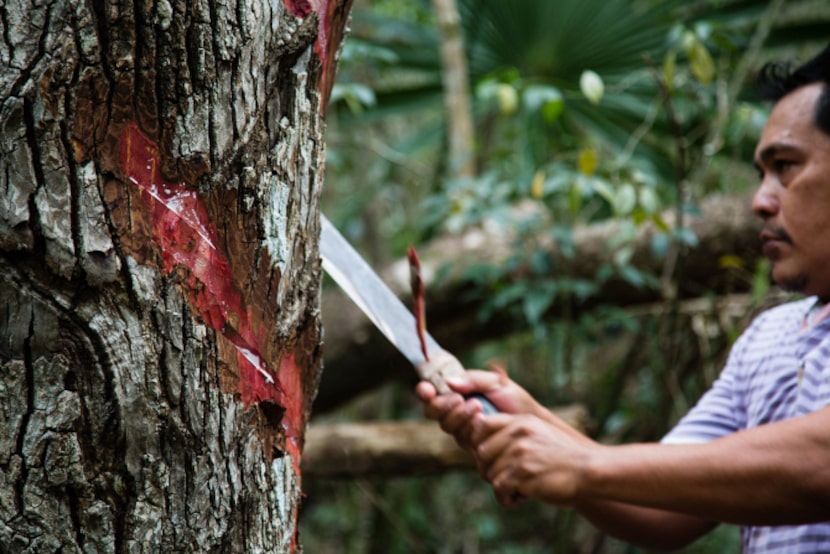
[751,177,780,219]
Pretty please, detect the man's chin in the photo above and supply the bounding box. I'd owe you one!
[771,269,807,294]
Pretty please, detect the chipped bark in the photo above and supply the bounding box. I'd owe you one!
[1,0,351,551]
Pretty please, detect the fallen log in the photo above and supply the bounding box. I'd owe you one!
[303,404,589,478]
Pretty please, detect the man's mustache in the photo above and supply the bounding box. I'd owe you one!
[761,225,792,244]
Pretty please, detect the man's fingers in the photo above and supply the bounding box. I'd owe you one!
[469,413,513,447]
[473,416,515,474]
[415,380,437,403]
[422,391,463,420]
[492,471,526,507]
[447,369,506,395]
[438,398,483,437]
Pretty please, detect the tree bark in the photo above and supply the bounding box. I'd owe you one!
[1,0,351,551]
[316,193,761,413]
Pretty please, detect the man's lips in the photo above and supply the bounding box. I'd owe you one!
[760,226,791,258]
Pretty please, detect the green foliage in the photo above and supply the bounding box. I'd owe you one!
[325,0,780,309]
[313,0,830,552]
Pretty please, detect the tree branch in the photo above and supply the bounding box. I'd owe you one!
[303,405,588,477]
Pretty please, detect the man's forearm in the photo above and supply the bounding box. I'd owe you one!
[581,407,830,525]
[576,500,716,551]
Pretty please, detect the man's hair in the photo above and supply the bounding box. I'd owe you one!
[757,43,830,135]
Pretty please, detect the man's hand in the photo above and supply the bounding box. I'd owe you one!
[415,357,543,448]
[415,354,598,506]
[471,412,597,507]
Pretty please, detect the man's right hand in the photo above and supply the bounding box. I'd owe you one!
[414,363,545,449]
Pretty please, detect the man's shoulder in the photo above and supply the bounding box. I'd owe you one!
[735,296,814,343]
[753,295,814,322]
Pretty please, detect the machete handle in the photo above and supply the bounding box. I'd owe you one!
[416,350,500,414]
[464,392,499,415]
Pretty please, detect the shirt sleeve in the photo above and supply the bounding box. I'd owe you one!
[661,319,753,445]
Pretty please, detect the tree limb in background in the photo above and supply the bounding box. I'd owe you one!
[317,193,761,413]
[304,404,588,477]
[432,0,476,177]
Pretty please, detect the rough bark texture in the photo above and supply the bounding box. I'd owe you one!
[316,193,761,413]
[0,0,351,551]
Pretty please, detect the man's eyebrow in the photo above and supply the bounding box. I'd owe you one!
[754,143,801,169]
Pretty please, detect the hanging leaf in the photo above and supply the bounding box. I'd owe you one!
[592,179,615,205]
[523,285,557,326]
[613,184,637,215]
[662,49,677,92]
[639,186,660,214]
[650,213,671,233]
[497,83,519,115]
[569,182,582,214]
[752,259,772,302]
[330,83,377,113]
[673,226,700,248]
[530,170,545,199]
[718,254,744,270]
[577,147,598,176]
[523,84,564,123]
[541,97,565,124]
[683,31,714,86]
[579,70,604,105]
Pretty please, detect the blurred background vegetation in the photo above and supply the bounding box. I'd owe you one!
[301,1,830,552]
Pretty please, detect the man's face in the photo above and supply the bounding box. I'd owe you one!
[753,83,830,299]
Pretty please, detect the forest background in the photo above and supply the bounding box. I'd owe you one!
[300,0,830,553]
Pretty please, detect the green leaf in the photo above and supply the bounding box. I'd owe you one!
[541,97,565,124]
[523,285,557,325]
[613,184,637,215]
[492,282,528,309]
[752,258,772,302]
[662,49,677,91]
[577,147,598,176]
[613,245,635,267]
[683,31,715,86]
[523,84,565,123]
[579,70,605,105]
[650,213,671,233]
[618,265,647,289]
[673,227,699,248]
[496,83,519,116]
[639,186,660,214]
[330,83,377,113]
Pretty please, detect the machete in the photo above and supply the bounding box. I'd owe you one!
[320,214,497,414]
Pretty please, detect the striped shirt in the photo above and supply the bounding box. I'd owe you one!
[663,297,830,553]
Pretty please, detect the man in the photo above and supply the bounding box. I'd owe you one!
[416,44,830,552]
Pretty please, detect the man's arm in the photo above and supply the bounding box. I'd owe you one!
[577,407,830,524]
[575,501,717,551]
[473,406,830,525]
[416,372,718,550]
[418,369,830,547]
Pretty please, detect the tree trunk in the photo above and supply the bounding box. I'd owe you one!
[432,0,475,178]
[0,0,351,551]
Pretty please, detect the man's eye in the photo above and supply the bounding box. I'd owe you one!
[774,160,795,173]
